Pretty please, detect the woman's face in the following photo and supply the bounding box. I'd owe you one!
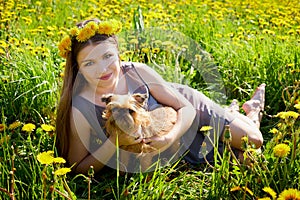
[77,41,121,92]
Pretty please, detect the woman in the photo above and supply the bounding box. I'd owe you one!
[56,18,264,174]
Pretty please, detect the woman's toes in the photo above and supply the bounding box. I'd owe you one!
[229,99,239,112]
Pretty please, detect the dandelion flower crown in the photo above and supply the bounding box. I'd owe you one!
[58,19,122,58]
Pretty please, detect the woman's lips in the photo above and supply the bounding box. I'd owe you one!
[99,73,112,80]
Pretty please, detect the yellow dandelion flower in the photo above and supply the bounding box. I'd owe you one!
[53,157,66,164]
[123,50,134,56]
[263,187,277,199]
[59,62,66,68]
[58,36,71,51]
[113,9,120,14]
[200,126,213,132]
[41,124,55,132]
[77,25,95,42]
[0,40,9,48]
[98,21,113,35]
[257,198,271,200]
[0,48,5,55]
[0,124,6,132]
[273,143,290,158]
[294,103,300,110]
[276,111,299,120]
[58,30,66,36]
[37,151,54,165]
[141,48,150,53]
[269,128,279,134]
[277,188,300,200]
[46,26,56,31]
[110,19,122,34]
[119,54,126,61]
[152,48,160,54]
[54,167,71,176]
[69,27,79,37]
[277,122,283,128]
[8,121,22,130]
[22,123,36,132]
[86,21,98,32]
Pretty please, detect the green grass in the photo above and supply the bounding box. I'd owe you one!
[1,0,300,199]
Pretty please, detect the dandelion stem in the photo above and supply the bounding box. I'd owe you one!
[54,188,72,200]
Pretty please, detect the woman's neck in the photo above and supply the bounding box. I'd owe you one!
[81,73,128,105]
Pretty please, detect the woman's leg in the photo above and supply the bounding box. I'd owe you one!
[242,83,266,128]
[223,84,266,150]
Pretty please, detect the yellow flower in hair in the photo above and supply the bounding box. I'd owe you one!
[58,35,71,58]
[58,19,122,59]
[98,21,114,35]
[69,27,79,36]
[58,36,71,51]
[77,25,96,42]
[87,21,99,31]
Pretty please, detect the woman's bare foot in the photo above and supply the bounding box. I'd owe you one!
[242,83,266,128]
[228,99,240,112]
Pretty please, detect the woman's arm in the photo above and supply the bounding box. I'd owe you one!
[68,107,142,174]
[133,63,196,151]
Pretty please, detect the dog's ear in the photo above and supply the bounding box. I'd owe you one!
[132,93,148,106]
[101,93,114,105]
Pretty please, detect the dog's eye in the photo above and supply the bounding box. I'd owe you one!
[128,109,135,114]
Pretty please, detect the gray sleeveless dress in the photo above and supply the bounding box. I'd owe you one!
[72,62,236,171]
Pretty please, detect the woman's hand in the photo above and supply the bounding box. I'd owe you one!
[109,134,143,147]
[142,134,174,152]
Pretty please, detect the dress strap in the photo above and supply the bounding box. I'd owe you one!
[121,63,153,110]
[121,63,150,95]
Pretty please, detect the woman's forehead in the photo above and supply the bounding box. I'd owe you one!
[77,42,118,61]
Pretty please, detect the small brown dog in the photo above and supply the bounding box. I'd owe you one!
[101,93,178,171]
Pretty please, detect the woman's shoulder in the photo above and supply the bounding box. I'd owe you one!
[121,61,148,69]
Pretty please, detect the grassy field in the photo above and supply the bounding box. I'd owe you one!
[1,0,300,199]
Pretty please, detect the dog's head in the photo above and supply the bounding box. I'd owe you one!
[102,93,150,135]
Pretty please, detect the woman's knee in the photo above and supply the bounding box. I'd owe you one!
[247,129,263,148]
[228,119,263,149]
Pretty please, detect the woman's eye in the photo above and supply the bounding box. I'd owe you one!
[84,61,94,67]
[104,54,113,59]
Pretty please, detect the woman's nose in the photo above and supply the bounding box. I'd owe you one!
[97,62,109,73]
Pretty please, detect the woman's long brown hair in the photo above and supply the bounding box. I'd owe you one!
[55,19,119,159]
